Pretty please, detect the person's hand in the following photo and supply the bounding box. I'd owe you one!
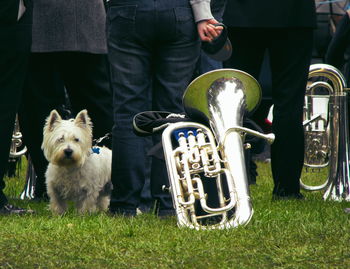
[197,18,223,42]
[347,9,350,18]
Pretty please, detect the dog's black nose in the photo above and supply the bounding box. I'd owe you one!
[64,148,73,158]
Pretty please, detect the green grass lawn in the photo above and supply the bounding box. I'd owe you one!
[1,160,350,269]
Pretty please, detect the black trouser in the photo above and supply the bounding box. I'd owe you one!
[225,27,313,196]
[0,0,32,207]
[18,52,113,198]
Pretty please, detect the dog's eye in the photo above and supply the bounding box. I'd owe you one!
[74,138,80,142]
[57,137,64,143]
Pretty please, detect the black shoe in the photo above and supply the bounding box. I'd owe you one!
[0,204,35,215]
[272,193,305,201]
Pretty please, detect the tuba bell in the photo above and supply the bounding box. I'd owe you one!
[162,69,275,229]
[301,63,350,201]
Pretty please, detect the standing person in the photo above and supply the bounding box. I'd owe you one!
[107,0,222,217]
[325,4,350,85]
[18,0,113,200]
[0,0,34,214]
[223,1,317,199]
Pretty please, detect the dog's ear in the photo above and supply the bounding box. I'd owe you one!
[45,110,62,132]
[74,109,93,129]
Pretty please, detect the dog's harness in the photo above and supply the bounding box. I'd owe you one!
[91,147,100,154]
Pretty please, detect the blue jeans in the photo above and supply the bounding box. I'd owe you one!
[196,51,223,75]
[107,0,200,215]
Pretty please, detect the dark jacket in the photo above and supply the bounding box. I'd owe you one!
[325,13,350,84]
[31,0,107,53]
[211,0,227,21]
[0,0,32,51]
[0,0,21,25]
[223,0,317,28]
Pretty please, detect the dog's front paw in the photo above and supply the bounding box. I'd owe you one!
[77,200,97,214]
[49,201,67,215]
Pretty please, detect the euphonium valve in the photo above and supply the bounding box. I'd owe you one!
[162,69,275,229]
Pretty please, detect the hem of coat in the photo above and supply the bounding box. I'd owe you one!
[30,47,108,54]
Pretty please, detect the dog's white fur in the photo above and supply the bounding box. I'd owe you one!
[42,109,112,215]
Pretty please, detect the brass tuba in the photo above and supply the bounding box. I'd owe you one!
[162,69,275,229]
[301,63,350,201]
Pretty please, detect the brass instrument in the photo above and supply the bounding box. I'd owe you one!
[8,116,36,199]
[9,115,27,160]
[162,69,275,229]
[301,63,350,201]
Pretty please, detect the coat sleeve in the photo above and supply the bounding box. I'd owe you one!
[190,0,213,22]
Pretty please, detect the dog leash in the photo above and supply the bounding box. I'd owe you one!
[91,133,111,155]
[92,132,111,146]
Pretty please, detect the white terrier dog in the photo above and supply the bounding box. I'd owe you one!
[42,109,112,215]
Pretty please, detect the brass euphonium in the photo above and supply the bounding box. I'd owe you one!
[301,63,350,201]
[162,69,275,229]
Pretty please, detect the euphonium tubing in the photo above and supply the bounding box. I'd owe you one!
[301,64,350,201]
[162,69,275,229]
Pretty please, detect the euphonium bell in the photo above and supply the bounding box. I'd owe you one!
[162,69,275,229]
[301,63,350,201]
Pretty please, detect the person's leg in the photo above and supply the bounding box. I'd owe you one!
[59,52,113,148]
[0,52,30,206]
[223,28,266,184]
[19,53,66,199]
[107,1,153,215]
[197,51,223,75]
[0,1,32,207]
[269,28,313,197]
[224,28,265,78]
[254,51,273,133]
[151,0,201,215]
[0,0,32,206]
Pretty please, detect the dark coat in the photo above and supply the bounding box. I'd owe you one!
[31,0,107,53]
[0,0,32,51]
[0,0,21,25]
[223,0,317,28]
[325,14,350,85]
